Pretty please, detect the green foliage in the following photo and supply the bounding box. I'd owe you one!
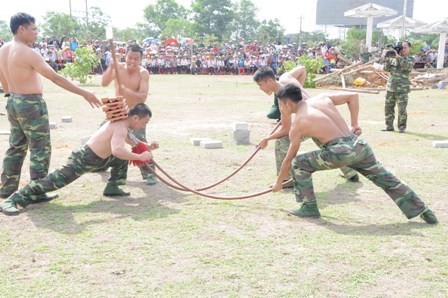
[162,19,195,39]
[0,20,12,40]
[191,0,235,41]
[257,19,285,44]
[41,12,79,38]
[79,7,111,40]
[59,47,99,85]
[143,0,189,37]
[339,28,394,60]
[282,56,323,88]
[231,0,260,41]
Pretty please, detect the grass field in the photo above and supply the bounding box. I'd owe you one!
[0,74,447,297]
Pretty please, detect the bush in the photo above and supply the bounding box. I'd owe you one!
[282,56,324,88]
[60,47,99,85]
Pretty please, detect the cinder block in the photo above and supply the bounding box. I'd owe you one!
[233,130,250,145]
[0,130,10,135]
[191,137,211,146]
[61,116,72,123]
[49,122,57,129]
[432,140,448,148]
[233,122,249,131]
[200,140,223,149]
[81,135,91,146]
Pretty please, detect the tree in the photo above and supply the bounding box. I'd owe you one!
[0,20,12,41]
[79,7,111,40]
[257,19,285,45]
[162,19,195,39]
[191,0,235,41]
[41,12,79,38]
[231,0,260,41]
[114,27,145,44]
[143,0,189,37]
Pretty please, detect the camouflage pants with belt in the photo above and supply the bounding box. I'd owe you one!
[131,126,156,179]
[291,134,427,219]
[385,91,409,130]
[275,136,358,182]
[0,94,51,198]
[8,145,127,207]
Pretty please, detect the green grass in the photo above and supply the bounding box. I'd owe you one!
[0,74,447,297]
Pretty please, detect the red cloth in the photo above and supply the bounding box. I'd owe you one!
[129,142,150,167]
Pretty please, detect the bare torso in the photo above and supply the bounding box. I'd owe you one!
[86,121,127,159]
[0,41,43,94]
[295,95,351,144]
[114,63,147,107]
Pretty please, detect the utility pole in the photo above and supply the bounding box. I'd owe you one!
[85,0,88,26]
[69,0,72,17]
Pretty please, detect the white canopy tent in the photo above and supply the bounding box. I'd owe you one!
[344,3,397,52]
[414,18,448,69]
[377,15,426,39]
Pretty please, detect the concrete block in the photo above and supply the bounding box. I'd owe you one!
[81,135,91,146]
[0,130,10,135]
[49,122,57,129]
[61,116,72,123]
[233,122,249,131]
[200,140,223,149]
[233,129,250,145]
[191,137,211,146]
[432,140,448,148]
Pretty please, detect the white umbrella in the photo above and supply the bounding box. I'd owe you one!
[344,3,397,52]
[414,18,448,69]
[378,15,426,38]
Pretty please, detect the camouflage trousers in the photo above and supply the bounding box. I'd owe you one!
[131,126,156,179]
[385,91,409,130]
[291,134,427,219]
[0,94,51,198]
[8,145,127,207]
[275,136,358,181]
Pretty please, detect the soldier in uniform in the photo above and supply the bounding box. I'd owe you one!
[0,104,157,216]
[254,66,359,190]
[0,13,101,201]
[272,84,437,224]
[102,44,158,188]
[383,41,414,133]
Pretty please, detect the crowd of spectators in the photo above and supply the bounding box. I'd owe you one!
[1,35,447,75]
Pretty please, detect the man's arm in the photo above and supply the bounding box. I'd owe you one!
[272,120,302,192]
[30,50,101,108]
[111,126,152,161]
[0,67,9,94]
[258,111,291,149]
[101,59,116,87]
[327,92,360,133]
[280,65,306,86]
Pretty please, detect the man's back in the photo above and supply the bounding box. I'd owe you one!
[294,95,352,144]
[0,41,42,94]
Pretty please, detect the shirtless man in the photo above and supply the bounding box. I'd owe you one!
[101,44,157,186]
[0,13,101,201]
[0,103,158,216]
[253,66,359,188]
[272,83,437,224]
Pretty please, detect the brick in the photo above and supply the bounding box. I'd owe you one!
[61,116,72,123]
[233,122,249,131]
[49,122,57,129]
[432,140,448,148]
[200,140,223,149]
[191,137,211,146]
[233,130,250,145]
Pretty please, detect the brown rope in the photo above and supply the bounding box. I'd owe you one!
[143,121,291,200]
[194,121,282,191]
